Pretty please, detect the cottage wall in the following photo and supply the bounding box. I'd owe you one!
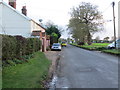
[0,2,31,37]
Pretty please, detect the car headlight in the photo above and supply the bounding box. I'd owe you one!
[58,47,61,49]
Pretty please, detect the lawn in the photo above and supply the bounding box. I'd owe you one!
[2,51,51,88]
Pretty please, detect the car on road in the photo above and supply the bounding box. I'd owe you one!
[61,41,67,47]
[107,39,120,49]
[51,43,61,51]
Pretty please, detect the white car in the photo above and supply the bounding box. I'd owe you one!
[107,39,120,49]
[51,43,61,51]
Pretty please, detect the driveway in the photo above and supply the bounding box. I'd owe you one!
[53,44,118,88]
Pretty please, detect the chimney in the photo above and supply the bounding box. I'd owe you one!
[9,0,16,9]
[22,6,27,16]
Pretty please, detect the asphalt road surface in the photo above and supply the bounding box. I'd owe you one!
[54,44,118,88]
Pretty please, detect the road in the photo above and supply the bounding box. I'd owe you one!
[52,44,118,88]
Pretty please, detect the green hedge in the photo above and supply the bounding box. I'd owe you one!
[2,35,41,61]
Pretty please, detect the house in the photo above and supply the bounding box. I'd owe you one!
[31,20,48,52]
[0,0,31,37]
[0,0,48,52]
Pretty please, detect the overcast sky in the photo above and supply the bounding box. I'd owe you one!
[3,0,119,40]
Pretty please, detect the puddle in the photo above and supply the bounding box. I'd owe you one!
[49,52,69,89]
[49,75,58,89]
[49,75,70,89]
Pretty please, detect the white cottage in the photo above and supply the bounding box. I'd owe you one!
[0,0,32,37]
[0,0,48,52]
[0,0,46,38]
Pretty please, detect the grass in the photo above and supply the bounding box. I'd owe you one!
[81,43,109,48]
[70,43,109,51]
[80,43,109,50]
[2,51,51,88]
[91,43,110,46]
[102,49,120,55]
[70,43,120,55]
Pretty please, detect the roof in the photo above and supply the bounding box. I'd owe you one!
[31,19,46,30]
[0,1,31,21]
[0,0,46,33]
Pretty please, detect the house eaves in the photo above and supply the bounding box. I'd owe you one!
[31,19,46,30]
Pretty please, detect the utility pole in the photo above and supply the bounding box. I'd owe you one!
[112,2,116,49]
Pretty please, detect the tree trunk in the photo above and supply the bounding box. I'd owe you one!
[87,32,92,45]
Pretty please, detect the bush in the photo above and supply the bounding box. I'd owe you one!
[15,36,27,59]
[13,59,24,64]
[6,60,16,66]
[2,35,17,60]
[2,35,41,65]
[46,46,50,51]
[78,42,85,45]
[26,38,41,55]
[94,47,106,51]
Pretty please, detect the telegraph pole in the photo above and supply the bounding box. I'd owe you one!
[112,2,116,49]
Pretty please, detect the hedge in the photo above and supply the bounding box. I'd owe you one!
[2,35,41,61]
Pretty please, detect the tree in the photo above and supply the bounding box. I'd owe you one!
[68,2,103,45]
[46,24,61,45]
[95,36,100,43]
[110,36,115,42]
[103,37,109,42]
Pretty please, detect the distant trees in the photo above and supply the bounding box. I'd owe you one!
[46,24,61,45]
[68,2,103,45]
[93,36,100,43]
[103,37,109,42]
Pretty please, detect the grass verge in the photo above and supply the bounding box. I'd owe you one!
[70,43,120,55]
[102,49,120,55]
[3,51,51,88]
[70,43,109,51]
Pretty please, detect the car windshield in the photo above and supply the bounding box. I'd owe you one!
[116,39,120,42]
[53,43,60,46]
[62,42,66,43]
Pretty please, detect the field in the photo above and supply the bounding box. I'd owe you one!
[3,52,51,88]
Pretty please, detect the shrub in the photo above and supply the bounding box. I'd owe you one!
[15,35,27,59]
[6,60,16,66]
[2,35,17,60]
[95,47,106,51]
[26,38,41,54]
[2,35,41,65]
[78,42,85,45]
[46,46,50,51]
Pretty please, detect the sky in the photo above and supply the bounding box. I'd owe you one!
[3,0,120,40]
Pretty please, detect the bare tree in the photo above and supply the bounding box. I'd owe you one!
[68,2,103,44]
